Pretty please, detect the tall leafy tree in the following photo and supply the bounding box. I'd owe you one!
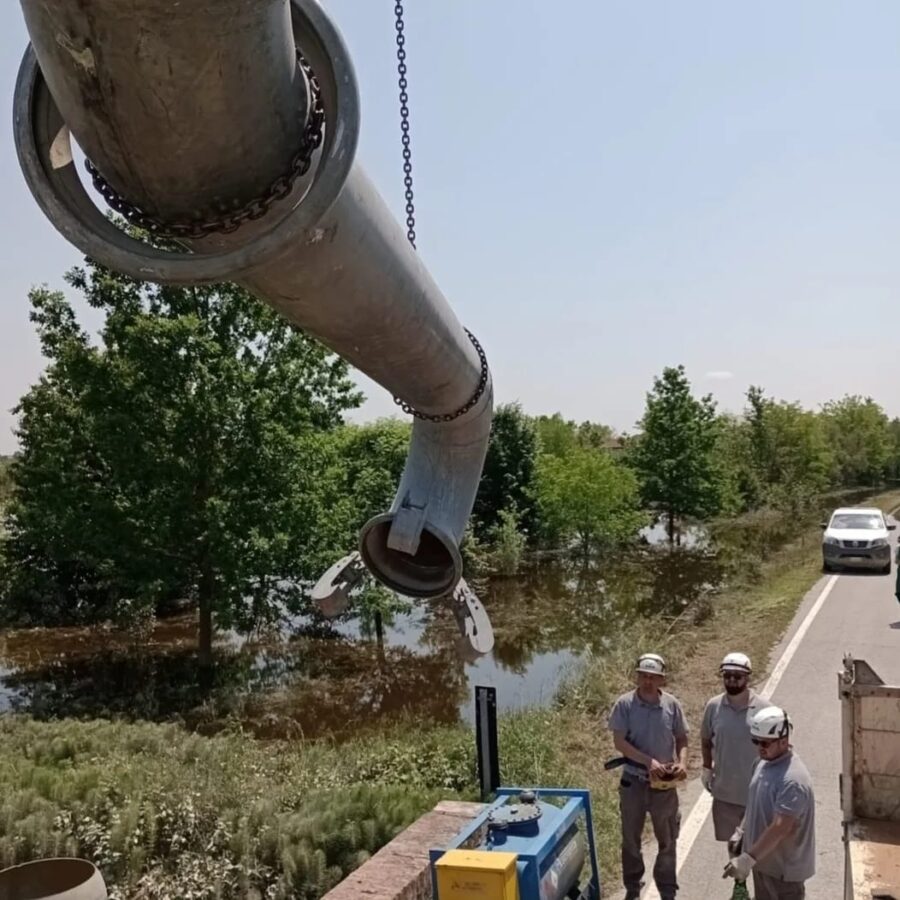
[713,414,761,515]
[822,395,891,486]
[536,447,645,555]
[1,263,361,664]
[309,418,412,628]
[534,414,577,458]
[474,402,540,540]
[887,418,900,481]
[631,366,722,540]
[0,457,12,509]
[745,386,832,505]
[533,413,614,459]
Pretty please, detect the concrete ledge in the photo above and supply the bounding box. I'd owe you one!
[323,799,485,900]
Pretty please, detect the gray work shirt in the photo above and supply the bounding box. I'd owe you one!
[608,689,689,780]
[744,750,816,881]
[700,689,769,806]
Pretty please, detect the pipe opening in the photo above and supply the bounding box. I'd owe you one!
[359,516,461,598]
[0,858,105,899]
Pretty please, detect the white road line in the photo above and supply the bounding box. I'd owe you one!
[641,574,839,900]
[758,574,839,698]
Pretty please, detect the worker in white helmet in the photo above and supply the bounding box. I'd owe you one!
[608,653,688,900]
[700,652,769,852]
[723,706,816,899]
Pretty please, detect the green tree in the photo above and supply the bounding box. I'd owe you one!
[309,419,411,570]
[1,264,361,665]
[631,366,722,540]
[887,418,900,481]
[533,413,579,458]
[474,402,540,540]
[713,414,761,515]
[0,457,12,509]
[308,418,417,632]
[533,413,614,459]
[536,447,645,555]
[822,395,891,486]
[487,507,527,576]
[745,387,832,504]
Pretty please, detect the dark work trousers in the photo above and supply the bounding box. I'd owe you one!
[619,777,681,898]
[753,871,806,900]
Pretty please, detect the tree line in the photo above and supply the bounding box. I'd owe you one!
[475,365,900,555]
[2,261,898,658]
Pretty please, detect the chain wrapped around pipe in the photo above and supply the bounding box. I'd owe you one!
[393,329,488,422]
[84,50,325,240]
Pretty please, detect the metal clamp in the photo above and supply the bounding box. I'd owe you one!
[311,551,367,619]
[451,577,494,656]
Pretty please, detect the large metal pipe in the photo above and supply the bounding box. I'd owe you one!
[12,0,493,604]
[18,0,304,224]
[0,858,107,899]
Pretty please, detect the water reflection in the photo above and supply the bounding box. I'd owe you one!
[0,505,839,738]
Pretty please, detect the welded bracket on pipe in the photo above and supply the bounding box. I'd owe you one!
[387,494,428,556]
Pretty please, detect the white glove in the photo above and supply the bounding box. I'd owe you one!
[728,826,744,857]
[723,852,756,881]
[701,767,713,792]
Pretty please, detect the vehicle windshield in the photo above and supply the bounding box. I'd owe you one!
[829,514,884,530]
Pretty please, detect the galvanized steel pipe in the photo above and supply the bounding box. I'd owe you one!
[13,0,492,599]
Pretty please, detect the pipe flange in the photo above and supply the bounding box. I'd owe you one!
[12,0,359,285]
[359,514,463,599]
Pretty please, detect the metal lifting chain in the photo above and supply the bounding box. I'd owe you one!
[84,51,325,241]
[394,0,417,248]
[391,3,489,423]
[393,329,489,422]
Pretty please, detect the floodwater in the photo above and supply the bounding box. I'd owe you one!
[0,502,845,740]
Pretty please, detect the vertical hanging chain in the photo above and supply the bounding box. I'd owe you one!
[390,1,490,422]
[394,0,417,248]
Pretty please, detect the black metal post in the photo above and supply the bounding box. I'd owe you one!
[475,685,499,800]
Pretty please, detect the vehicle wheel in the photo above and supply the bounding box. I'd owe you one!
[823,560,833,573]
[882,562,892,575]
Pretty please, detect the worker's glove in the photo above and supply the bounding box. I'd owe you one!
[727,827,744,858]
[701,767,713,792]
[723,852,756,881]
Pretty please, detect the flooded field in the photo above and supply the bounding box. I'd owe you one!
[0,502,820,740]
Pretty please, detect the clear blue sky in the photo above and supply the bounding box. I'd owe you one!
[3,1,900,454]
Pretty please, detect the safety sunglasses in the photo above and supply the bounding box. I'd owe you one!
[722,672,747,681]
[751,737,777,747]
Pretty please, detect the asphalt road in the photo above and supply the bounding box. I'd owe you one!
[618,539,900,900]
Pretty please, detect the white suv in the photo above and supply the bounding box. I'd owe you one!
[822,507,895,574]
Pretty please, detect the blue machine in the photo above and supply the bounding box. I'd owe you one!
[430,787,601,900]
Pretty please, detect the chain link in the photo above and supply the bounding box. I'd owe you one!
[394,0,417,248]
[84,51,325,241]
[393,329,489,422]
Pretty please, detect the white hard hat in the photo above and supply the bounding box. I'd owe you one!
[635,653,667,676]
[750,705,792,740]
[720,652,752,674]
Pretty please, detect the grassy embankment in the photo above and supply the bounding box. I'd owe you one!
[2,489,898,899]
